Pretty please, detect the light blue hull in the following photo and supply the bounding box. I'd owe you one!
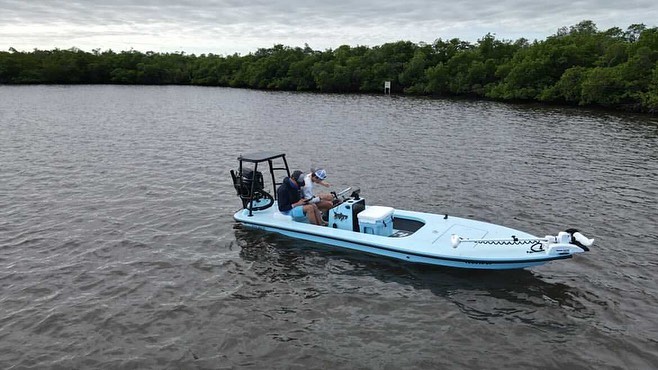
[233,202,581,270]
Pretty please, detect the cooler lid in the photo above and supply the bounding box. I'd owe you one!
[358,206,395,222]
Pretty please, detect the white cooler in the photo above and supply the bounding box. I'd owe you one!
[358,206,394,236]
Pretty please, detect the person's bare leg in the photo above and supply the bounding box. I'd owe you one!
[311,204,327,225]
[303,204,320,225]
[316,200,333,212]
[313,205,327,226]
[320,194,333,202]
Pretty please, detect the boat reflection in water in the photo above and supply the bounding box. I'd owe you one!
[232,227,593,325]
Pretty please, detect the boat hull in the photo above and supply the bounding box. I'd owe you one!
[233,203,578,270]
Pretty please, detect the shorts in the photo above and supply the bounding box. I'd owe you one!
[282,206,305,219]
[291,206,305,219]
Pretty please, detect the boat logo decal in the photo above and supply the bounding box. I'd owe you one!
[333,211,348,221]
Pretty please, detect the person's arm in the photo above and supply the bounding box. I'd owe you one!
[305,196,320,204]
[292,199,306,207]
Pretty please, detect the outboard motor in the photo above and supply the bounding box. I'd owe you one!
[230,168,273,211]
[241,168,264,192]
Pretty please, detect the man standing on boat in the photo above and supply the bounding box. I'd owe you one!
[301,168,334,213]
[277,170,323,225]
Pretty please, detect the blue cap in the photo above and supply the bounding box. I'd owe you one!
[314,168,327,180]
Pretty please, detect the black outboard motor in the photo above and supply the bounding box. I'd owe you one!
[230,168,272,211]
[241,168,264,192]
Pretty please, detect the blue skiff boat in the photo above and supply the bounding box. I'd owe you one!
[231,152,593,270]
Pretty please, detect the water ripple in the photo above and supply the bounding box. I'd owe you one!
[1,86,657,369]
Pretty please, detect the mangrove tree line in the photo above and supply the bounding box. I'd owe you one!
[1,20,657,112]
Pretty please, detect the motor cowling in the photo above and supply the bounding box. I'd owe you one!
[241,168,264,192]
[565,228,594,251]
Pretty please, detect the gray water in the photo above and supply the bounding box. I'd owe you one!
[1,85,657,369]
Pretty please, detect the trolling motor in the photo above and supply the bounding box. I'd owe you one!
[564,229,594,251]
[450,229,594,255]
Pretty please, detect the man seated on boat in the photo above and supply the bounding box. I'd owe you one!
[277,170,324,225]
[301,168,334,212]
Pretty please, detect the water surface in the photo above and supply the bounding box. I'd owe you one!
[1,85,657,369]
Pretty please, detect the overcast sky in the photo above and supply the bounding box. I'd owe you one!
[1,0,656,55]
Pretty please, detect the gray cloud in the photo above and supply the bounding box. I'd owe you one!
[1,0,656,55]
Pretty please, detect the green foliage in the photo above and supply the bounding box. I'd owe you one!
[580,66,627,106]
[2,20,658,113]
[641,63,658,112]
[399,50,428,93]
[541,66,588,103]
